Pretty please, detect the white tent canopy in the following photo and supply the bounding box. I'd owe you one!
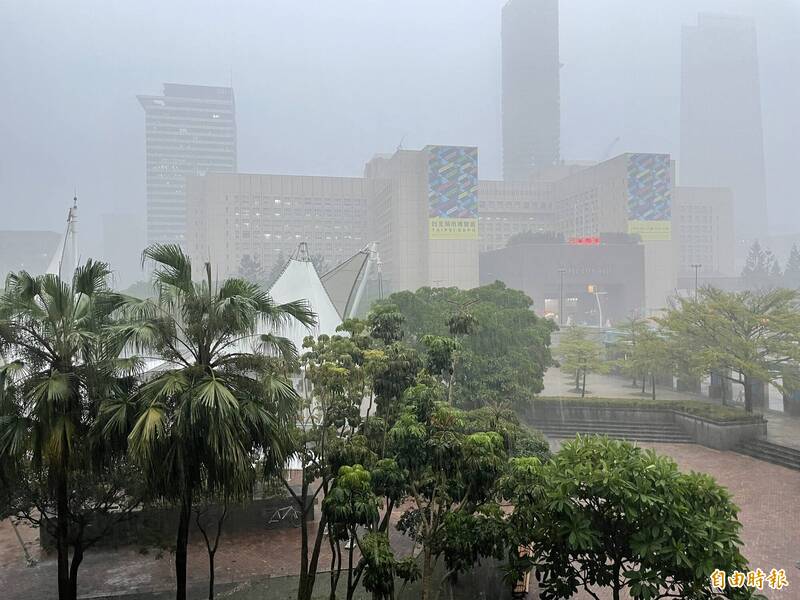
[268,256,342,352]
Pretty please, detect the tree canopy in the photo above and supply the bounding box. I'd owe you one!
[501,436,756,600]
[557,327,608,397]
[658,286,800,412]
[381,282,556,408]
[102,244,315,600]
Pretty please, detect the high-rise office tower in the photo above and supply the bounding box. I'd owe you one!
[138,83,237,245]
[680,14,767,243]
[502,0,561,181]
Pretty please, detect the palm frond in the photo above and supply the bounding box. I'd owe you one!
[128,404,167,462]
[143,244,194,295]
[257,333,299,364]
[271,299,317,329]
[73,259,112,296]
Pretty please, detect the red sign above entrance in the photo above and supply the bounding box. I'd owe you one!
[568,236,601,246]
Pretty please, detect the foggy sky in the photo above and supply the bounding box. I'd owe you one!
[1,0,798,260]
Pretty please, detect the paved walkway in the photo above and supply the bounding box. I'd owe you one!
[542,369,800,451]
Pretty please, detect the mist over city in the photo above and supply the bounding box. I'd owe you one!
[1,2,799,599]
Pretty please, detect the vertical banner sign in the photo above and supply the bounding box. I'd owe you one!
[426,145,479,240]
[626,153,672,241]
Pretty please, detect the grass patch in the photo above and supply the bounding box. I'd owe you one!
[533,396,763,423]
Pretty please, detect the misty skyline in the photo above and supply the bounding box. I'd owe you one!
[1,0,798,259]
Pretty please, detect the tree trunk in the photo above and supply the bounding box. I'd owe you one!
[208,551,215,600]
[68,544,84,600]
[175,488,193,600]
[56,475,70,600]
[641,376,646,394]
[575,369,580,391]
[743,376,753,413]
[328,536,341,600]
[346,533,356,600]
[302,512,327,600]
[581,369,587,398]
[420,547,433,600]
[651,374,656,401]
[612,560,621,600]
[297,480,310,600]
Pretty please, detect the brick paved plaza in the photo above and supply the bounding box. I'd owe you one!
[1,442,797,599]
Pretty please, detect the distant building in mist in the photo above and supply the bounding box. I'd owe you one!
[479,164,593,252]
[680,14,767,244]
[0,231,60,277]
[478,180,555,252]
[673,186,735,277]
[502,0,561,181]
[137,83,237,246]
[365,146,479,292]
[102,213,146,287]
[481,234,645,325]
[552,154,677,314]
[185,173,368,280]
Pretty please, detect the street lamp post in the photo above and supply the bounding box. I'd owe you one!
[558,267,566,326]
[690,263,702,301]
[594,290,608,328]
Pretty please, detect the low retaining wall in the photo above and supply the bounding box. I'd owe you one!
[41,495,314,550]
[523,402,766,451]
[521,402,673,425]
[672,412,767,451]
[83,558,514,600]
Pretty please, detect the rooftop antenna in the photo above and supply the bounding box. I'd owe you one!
[396,135,406,152]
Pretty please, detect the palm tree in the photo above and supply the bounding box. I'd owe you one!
[103,245,315,600]
[0,260,129,600]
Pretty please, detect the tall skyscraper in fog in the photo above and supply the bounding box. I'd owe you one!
[680,14,767,243]
[502,0,560,181]
[138,84,237,245]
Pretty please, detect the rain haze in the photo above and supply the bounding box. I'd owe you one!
[2,3,800,600]
[1,0,798,257]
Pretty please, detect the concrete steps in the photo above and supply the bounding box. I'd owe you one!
[735,439,800,471]
[535,419,694,443]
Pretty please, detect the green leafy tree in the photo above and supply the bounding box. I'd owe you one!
[557,327,609,397]
[358,530,420,600]
[285,330,371,600]
[612,316,650,387]
[627,331,673,400]
[385,282,555,408]
[389,379,509,600]
[420,335,460,402]
[368,303,405,345]
[0,261,138,600]
[323,464,381,600]
[104,244,315,600]
[285,322,418,600]
[500,436,756,600]
[658,287,800,412]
